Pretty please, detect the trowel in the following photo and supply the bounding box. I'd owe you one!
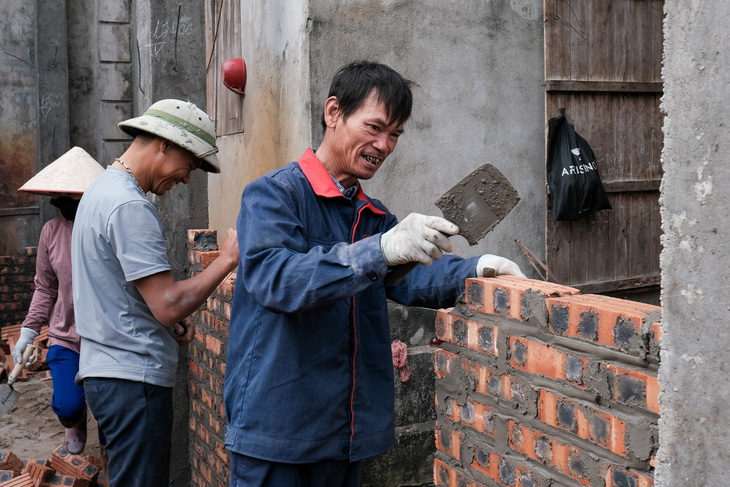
[0,344,35,418]
[384,162,520,285]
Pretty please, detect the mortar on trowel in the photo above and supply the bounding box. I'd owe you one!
[384,162,520,285]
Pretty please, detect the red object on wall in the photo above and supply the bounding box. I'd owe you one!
[221,58,246,95]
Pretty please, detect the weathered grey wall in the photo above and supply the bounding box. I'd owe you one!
[207,0,311,235]
[308,0,545,270]
[132,2,209,485]
[0,0,70,255]
[657,1,730,485]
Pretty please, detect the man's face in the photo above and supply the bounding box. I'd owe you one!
[327,90,404,188]
[151,143,201,196]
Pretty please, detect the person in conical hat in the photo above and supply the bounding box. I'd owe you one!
[71,99,239,487]
[13,146,105,455]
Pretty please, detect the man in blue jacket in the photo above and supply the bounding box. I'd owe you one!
[225,60,525,486]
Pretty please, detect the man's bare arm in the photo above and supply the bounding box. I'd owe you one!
[134,228,239,326]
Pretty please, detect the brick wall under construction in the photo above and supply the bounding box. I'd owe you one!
[433,276,660,487]
[185,230,662,487]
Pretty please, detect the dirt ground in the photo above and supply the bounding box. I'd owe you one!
[0,376,103,460]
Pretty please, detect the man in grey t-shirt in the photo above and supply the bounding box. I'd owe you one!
[72,99,239,487]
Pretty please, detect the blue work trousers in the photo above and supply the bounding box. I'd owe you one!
[46,345,86,425]
[230,452,361,487]
[84,378,173,487]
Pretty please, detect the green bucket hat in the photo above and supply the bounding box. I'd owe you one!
[118,99,220,173]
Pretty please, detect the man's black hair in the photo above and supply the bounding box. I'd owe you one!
[321,60,413,132]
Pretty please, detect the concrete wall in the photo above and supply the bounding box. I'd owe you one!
[657,1,730,485]
[207,0,311,235]
[208,0,545,274]
[307,0,545,268]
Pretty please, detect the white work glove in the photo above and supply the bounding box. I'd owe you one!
[476,254,526,278]
[12,327,38,367]
[381,213,459,267]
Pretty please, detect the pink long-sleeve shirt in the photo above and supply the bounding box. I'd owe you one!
[22,215,79,352]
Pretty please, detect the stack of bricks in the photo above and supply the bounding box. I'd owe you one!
[1,325,52,383]
[186,230,233,487]
[0,248,37,329]
[0,446,105,486]
[433,276,660,487]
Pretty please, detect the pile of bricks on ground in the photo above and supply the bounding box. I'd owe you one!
[0,327,108,486]
[0,325,52,382]
[0,446,106,487]
[433,276,660,487]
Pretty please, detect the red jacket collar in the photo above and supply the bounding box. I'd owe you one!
[298,148,385,214]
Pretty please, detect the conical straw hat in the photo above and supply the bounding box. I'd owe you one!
[18,147,105,195]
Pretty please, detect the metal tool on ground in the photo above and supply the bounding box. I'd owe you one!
[385,162,520,285]
[0,343,36,418]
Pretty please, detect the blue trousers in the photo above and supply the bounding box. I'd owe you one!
[84,378,173,487]
[46,345,87,425]
[230,452,361,487]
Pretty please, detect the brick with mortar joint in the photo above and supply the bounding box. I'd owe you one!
[508,420,600,486]
[465,276,579,320]
[605,465,654,487]
[435,428,463,460]
[546,294,659,353]
[434,348,458,378]
[603,363,659,414]
[509,337,589,387]
[433,458,480,487]
[470,444,548,487]
[458,397,496,437]
[187,229,218,251]
[435,309,499,356]
[436,395,461,423]
[538,389,629,458]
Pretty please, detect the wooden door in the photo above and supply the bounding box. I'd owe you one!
[544,0,664,295]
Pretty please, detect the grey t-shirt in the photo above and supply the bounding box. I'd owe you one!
[72,166,177,387]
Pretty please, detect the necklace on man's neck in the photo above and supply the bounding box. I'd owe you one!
[115,157,142,191]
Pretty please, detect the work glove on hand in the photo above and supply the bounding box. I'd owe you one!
[476,254,526,278]
[381,213,459,267]
[12,327,38,367]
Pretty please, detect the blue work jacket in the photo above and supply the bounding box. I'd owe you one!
[224,148,479,463]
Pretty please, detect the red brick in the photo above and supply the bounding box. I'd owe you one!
[465,276,580,319]
[218,273,236,301]
[24,461,54,485]
[470,443,548,486]
[508,337,588,387]
[0,471,14,484]
[205,335,222,355]
[434,310,498,356]
[605,466,654,487]
[538,389,628,457]
[0,472,34,487]
[546,294,659,352]
[0,451,24,475]
[434,349,458,378]
[435,427,463,460]
[433,458,484,487]
[50,445,99,481]
[603,363,660,414]
[460,360,539,415]
[508,421,592,485]
[41,473,90,487]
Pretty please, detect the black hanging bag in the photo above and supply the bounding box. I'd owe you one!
[546,108,611,221]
